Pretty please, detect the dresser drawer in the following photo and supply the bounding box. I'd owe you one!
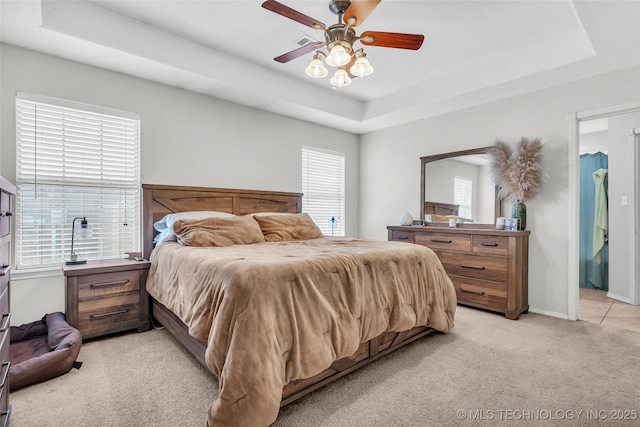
[78,292,140,338]
[472,235,508,256]
[0,359,9,415]
[0,283,9,414]
[450,275,508,311]
[389,230,415,244]
[77,270,140,301]
[0,189,10,238]
[0,241,9,288]
[0,285,9,330]
[441,252,508,282]
[415,232,471,252]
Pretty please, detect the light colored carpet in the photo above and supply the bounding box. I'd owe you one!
[10,306,640,426]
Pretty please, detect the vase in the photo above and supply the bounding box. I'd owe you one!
[399,211,413,226]
[511,200,526,230]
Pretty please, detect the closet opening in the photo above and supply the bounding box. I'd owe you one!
[573,108,640,332]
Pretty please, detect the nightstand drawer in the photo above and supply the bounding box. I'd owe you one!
[415,232,471,252]
[65,258,151,339]
[78,292,140,337]
[441,252,507,282]
[77,270,140,301]
[472,235,508,256]
[389,230,415,243]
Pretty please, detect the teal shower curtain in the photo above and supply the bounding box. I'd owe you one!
[579,152,609,290]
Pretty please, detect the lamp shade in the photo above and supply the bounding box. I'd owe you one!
[350,55,374,77]
[330,68,352,87]
[325,45,351,67]
[305,57,328,79]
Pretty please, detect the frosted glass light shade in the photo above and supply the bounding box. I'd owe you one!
[330,68,352,87]
[325,45,351,67]
[349,56,374,77]
[305,58,328,78]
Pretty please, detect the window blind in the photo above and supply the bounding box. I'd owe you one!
[454,176,473,219]
[302,146,345,236]
[15,93,140,269]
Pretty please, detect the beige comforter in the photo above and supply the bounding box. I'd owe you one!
[147,237,456,427]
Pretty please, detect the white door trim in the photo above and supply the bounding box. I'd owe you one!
[630,128,640,305]
[567,101,640,321]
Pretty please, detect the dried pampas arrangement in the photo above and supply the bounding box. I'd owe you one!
[489,137,543,202]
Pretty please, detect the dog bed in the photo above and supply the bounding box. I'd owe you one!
[9,312,82,390]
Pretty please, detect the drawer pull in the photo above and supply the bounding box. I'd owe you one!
[460,264,486,270]
[0,265,9,276]
[0,361,10,389]
[1,407,10,427]
[89,309,130,320]
[461,288,485,296]
[431,239,452,244]
[90,280,130,289]
[0,313,10,332]
[481,243,499,247]
[396,236,409,240]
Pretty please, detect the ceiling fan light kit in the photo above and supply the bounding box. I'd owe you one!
[262,0,424,88]
[350,52,374,77]
[329,67,352,88]
[304,54,329,78]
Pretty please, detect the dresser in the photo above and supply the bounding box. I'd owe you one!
[0,176,15,424]
[388,225,529,320]
[63,259,151,339]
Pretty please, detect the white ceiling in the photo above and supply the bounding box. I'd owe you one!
[1,0,639,134]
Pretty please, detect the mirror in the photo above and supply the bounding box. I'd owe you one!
[420,146,500,225]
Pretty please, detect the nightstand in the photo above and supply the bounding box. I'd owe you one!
[63,258,151,339]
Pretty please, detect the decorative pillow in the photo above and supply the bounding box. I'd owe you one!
[153,211,236,243]
[173,215,266,247]
[253,213,323,242]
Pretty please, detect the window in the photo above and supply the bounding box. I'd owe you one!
[301,146,345,236]
[454,176,473,219]
[15,93,140,269]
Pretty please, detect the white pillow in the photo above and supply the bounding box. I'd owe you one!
[153,211,236,243]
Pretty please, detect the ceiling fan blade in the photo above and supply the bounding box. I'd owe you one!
[343,0,381,27]
[360,31,425,50]
[274,42,324,63]
[262,0,325,29]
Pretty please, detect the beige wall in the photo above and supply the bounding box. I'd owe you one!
[360,65,640,318]
[2,41,639,323]
[0,43,359,325]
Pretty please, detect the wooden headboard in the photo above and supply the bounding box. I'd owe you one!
[142,184,303,259]
[424,201,459,216]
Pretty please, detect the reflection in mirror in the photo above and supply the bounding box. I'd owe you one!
[421,147,499,225]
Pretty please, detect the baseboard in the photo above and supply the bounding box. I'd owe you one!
[528,306,569,320]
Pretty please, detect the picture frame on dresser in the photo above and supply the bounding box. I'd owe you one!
[505,218,518,231]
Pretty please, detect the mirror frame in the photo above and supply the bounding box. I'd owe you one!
[420,146,500,225]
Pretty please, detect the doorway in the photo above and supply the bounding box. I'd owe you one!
[568,103,640,323]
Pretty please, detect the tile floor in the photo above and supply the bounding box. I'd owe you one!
[579,287,640,333]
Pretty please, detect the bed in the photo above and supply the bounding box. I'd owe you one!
[142,184,456,427]
[424,200,459,216]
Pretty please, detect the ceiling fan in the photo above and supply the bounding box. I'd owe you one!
[262,0,425,88]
